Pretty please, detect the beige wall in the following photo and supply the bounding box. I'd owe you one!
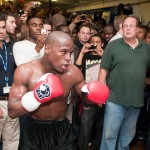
[133,2,150,25]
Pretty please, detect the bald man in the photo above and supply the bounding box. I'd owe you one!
[51,13,67,31]
[8,31,85,150]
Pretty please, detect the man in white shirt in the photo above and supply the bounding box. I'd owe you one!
[109,15,126,43]
[13,16,46,66]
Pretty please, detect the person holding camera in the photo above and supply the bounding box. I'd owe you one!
[16,10,29,41]
[18,10,28,24]
[69,14,88,33]
[75,34,104,150]
[13,16,46,66]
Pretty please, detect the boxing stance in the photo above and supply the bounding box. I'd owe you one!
[22,73,109,112]
[8,31,109,150]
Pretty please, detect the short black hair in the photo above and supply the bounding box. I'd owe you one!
[90,33,104,43]
[27,16,43,25]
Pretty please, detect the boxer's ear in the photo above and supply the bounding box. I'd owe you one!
[45,44,51,54]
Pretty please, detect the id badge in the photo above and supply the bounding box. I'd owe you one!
[3,86,11,94]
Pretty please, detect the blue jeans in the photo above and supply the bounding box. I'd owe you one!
[100,102,140,150]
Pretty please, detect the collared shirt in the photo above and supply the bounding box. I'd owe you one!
[101,38,150,107]
[109,32,122,43]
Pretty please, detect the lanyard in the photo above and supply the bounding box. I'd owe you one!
[0,42,8,86]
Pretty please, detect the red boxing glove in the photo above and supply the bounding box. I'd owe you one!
[34,73,64,103]
[81,81,109,104]
[21,73,64,112]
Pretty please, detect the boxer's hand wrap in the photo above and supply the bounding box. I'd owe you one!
[21,73,64,112]
[81,81,109,104]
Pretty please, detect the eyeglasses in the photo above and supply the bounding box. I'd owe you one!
[123,24,136,29]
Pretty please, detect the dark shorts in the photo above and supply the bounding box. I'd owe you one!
[19,117,77,150]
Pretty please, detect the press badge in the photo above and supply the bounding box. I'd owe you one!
[1,43,11,94]
[3,86,11,94]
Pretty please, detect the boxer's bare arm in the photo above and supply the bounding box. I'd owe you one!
[72,66,86,95]
[73,66,109,105]
[8,65,32,118]
[74,78,85,96]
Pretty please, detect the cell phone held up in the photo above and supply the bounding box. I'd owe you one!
[89,45,97,50]
[80,14,86,20]
[18,10,24,16]
[41,29,46,34]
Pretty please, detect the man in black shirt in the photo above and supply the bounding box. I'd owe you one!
[74,24,91,62]
[76,34,104,150]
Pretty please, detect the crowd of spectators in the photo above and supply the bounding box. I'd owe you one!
[0,1,149,150]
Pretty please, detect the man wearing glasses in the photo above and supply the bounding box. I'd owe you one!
[98,16,150,150]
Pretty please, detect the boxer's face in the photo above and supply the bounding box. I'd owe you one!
[47,38,74,74]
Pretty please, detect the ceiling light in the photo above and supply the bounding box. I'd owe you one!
[5,0,13,1]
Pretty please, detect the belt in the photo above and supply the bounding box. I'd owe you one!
[0,96,8,101]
